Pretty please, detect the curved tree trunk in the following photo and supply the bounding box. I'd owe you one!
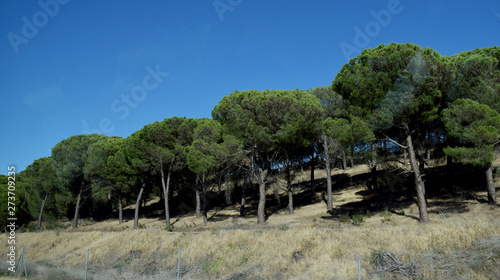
[37,195,47,228]
[486,165,497,204]
[134,181,146,228]
[72,182,84,229]
[406,129,429,223]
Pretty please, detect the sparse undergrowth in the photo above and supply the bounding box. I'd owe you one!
[1,194,499,280]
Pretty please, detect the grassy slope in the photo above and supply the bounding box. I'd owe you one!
[1,162,500,279]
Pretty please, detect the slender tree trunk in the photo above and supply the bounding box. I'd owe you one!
[257,168,268,224]
[321,135,334,211]
[403,149,408,166]
[195,188,201,217]
[134,181,146,228]
[310,155,315,194]
[406,129,429,223]
[37,195,47,228]
[326,156,333,211]
[161,167,171,226]
[350,145,354,168]
[286,161,294,215]
[203,174,208,225]
[240,182,246,217]
[486,165,497,204]
[342,149,347,171]
[371,143,378,191]
[118,192,123,224]
[72,182,84,229]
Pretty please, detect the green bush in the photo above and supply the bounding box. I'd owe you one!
[351,213,365,226]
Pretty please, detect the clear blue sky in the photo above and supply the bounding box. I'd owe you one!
[1,0,499,174]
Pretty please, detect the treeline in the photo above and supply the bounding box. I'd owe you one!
[2,43,499,230]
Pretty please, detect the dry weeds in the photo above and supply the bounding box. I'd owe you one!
[1,164,499,279]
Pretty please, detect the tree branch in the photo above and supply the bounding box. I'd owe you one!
[382,135,408,149]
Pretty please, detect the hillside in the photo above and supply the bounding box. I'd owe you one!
[1,163,500,279]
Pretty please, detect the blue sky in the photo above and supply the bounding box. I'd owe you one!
[1,0,499,175]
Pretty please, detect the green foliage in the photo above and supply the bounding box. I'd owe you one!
[442,99,500,167]
[307,86,346,118]
[186,119,223,176]
[0,174,32,229]
[448,47,500,111]
[24,156,72,221]
[323,115,375,149]
[212,89,324,169]
[351,213,365,226]
[334,43,447,130]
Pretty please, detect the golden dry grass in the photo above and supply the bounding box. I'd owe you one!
[2,185,500,279]
[1,164,500,279]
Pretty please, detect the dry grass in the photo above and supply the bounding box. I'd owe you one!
[1,164,500,279]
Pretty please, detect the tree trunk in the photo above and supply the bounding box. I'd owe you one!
[406,129,429,223]
[310,155,315,194]
[325,148,333,211]
[37,195,47,228]
[72,182,84,229]
[486,165,497,204]
[240,183,246,217]
[350,145,354,168]
[195,188,201,217]
[257,168,268,224]
[203,174,208,225]
[161,167,171,226]
[134,181,146,228]
[403,148,408,166]
[118,192,123,224]
[321,135,334,212]
[371,143,378,191]
[286,161,294,215]
[342,149,347,171]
